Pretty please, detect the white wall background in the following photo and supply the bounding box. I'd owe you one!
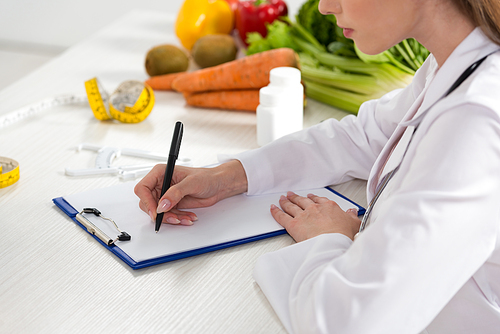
[0,0,304,48]
[0,0,305,90]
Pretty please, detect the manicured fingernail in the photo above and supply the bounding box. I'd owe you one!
[347,208,359,215]
[148,210,155,221]
[166,217,180,225]
[157,199,171,213]
[280,195,287,201]
[271,204,278,210]
[287,191,295,197]
[192,216,198,221]
[180,219,193,226]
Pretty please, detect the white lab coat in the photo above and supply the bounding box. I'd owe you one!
[229,28,500,333]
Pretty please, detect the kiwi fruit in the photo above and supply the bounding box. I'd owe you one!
[191,34,238,68]
[145,44,189,76]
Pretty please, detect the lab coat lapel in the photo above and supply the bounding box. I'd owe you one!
[368,55,455,200]
[367,28,498,202]
[411,28,498,122]
[367,87,428,200]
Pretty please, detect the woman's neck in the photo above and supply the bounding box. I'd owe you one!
[415,0,476,67]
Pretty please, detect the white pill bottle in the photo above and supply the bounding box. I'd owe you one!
[256,67,304,146]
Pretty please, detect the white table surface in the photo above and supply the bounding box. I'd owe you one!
[0,11,367,333]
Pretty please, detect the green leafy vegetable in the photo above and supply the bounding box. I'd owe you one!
[245,2,429,114]
[246,20,300,55]
[296,0,337,47]
[295,0,429,72]
[296,0,355,57]
[355,39,430,74]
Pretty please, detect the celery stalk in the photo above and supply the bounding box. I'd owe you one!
[314,52,385,73]
[301,65,381,95]
[300,53,413,113]
[303,80,367,114]
[289,19,326,52]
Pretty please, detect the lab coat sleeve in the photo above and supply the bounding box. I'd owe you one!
[253,104,500,333]
[219,83,420,195]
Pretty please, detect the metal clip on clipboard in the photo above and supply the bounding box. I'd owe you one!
[76,208,131,246]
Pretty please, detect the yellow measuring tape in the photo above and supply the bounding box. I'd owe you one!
[0,157,20,188]
[0,80,153,189]
[84,78,155,123]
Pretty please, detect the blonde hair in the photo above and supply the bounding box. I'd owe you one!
[455,0,500,45]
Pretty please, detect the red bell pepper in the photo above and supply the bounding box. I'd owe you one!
[235,0,288,46]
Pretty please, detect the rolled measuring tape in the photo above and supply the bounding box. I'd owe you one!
[84,78,155,123]
[0,157,20,188]
[0,95,87,129]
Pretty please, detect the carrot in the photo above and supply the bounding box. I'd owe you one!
[172,48,299,94]
[184,89,260,112]
[145,72,186,91]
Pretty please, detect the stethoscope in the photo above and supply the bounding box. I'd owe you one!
[356,51,497,237]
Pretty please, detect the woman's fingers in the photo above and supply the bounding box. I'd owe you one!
[169,208,198,225]
[306,193,332,204]
[271,191,362,242]
[139,199,156,221]
[278,192,317,218]
[279,195,302,217]
[270,204,293,229]
[308,193,359,217]
[139,191,198,226]
[134,164,166,217]
[156,166,198,213]
[285,191,315,209]
[151,208,198,226]
[346,207,359,218]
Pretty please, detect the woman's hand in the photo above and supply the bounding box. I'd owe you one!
[271,191,361,242]
[134,160,248,226]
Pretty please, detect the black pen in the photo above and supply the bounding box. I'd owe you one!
[155,121,183,233]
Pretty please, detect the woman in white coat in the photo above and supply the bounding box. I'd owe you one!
[135,0,500,332]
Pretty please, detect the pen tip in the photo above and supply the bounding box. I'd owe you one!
[155,230,158,234]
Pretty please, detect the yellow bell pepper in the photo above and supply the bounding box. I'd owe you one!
[175,0,234,50]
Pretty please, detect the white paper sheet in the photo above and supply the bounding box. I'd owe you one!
[63,181,360,263]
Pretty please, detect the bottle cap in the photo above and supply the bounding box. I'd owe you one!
[269,67,301,86]
[259,86,288,106]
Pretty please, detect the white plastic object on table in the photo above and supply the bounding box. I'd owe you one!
[256,67,304,146]
[64,143,192,179]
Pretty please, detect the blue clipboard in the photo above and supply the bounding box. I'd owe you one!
[53,187,365,270]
